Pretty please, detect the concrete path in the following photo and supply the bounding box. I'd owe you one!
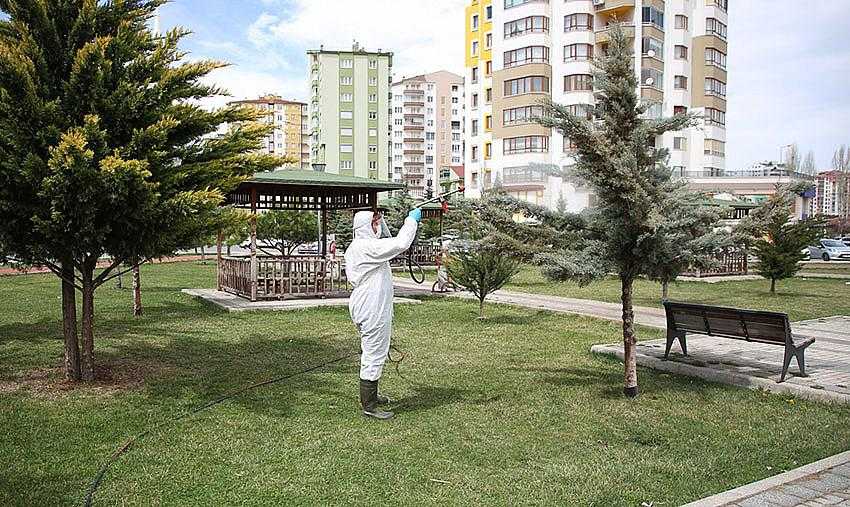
[685,450,850,507]
[392,277,668,328]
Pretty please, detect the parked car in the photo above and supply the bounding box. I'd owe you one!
[809,239,850,261]
[835,236,850,247]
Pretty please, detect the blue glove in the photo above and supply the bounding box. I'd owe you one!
[408,208,422,223]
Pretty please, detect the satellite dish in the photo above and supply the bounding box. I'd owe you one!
[645,77,655,86]
[647,49,656,58]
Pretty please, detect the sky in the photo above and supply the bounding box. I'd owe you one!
[160,0,850,172]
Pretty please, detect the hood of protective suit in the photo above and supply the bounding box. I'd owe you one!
[353,210,378,240]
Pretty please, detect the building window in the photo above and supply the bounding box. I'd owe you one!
[503,105,544,126]
[341,93,353,102]
[675,15,688,30]
[705,139,726,157]
[486,5,493,19]
[706,18,728,40]
[486,33,492,49]
[485,114,492,130]
[674,75,688,90]
[471,119,479,136]
[341,160,353,170]
[563,136,578,153]
[369,112,378,120]
[369,59,377,69]
[673,137,687,150]
[504,46,550,67]
[504,75,550,96]
[369,145,377,153]
[369,94,377,102]
[471,145,479,161]
[674,45,689,60]
[640,68,663,89]
[564,13,593,32]
[504,135,549,155]
[471,40,479,56]
[713,0,728,13]
[564,43,593,62]
[340,128,353,136]
[369,76,377,86]
[471,66,479,83]
[485,142,492,159]
[564,74,593,92]
[505,16,549,38]
[472,14,479,30]
[565,103,593,120]
[340,111,353,119]
[369,161,377,169]
[705,77,727,97]
[642,7,664,29]
[340,144,353,153]
[505,0,546,8]
[673,105,688,115]
[471,93,479,108]
[705,108,726,127]
[641,37,664,58]
[340,76,352,85]
[486,60,492,75]
[705,47,727,69]
[369,128,378,137]
[485,88,492,102]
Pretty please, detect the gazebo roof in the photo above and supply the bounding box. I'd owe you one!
[227,170,404,211]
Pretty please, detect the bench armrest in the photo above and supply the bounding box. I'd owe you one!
[791,334,816,349]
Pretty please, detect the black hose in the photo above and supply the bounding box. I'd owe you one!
[82,351,358,506]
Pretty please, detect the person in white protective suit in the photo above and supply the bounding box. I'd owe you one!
[345,208,421,420]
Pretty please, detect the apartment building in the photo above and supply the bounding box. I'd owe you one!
[814,170,850,218]
[229,95,310,168]
[391,71,465,198]
[463,0,729,211]
[307,44,393,180]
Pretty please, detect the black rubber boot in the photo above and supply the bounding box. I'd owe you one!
[359,379,393,420]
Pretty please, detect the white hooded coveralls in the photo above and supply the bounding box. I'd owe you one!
[345,211,418,381]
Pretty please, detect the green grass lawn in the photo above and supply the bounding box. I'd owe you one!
[505,266,850,321]
[2,262,850,506]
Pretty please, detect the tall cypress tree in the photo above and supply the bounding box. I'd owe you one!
[0,1,280,381]
[536,23,699,397]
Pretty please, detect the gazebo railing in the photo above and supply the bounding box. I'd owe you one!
[682,249,748,278]
[391,244,441,267]
[219,255,348,300]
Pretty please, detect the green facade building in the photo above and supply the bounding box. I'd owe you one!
[308,44,392,180]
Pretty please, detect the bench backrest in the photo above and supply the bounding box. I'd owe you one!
[663,301,791,345]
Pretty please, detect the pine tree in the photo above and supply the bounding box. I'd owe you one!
[0,1,280,381]
[446,242,520,319]
[536,22,699,397]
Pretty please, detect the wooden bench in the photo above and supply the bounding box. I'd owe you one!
[662,301,815,383]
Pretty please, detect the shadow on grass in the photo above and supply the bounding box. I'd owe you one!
[393,384,501,414]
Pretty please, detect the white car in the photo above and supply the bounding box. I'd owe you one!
[809,239,850,261]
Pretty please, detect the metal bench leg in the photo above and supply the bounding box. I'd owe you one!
[794,347,808,377]
[780,346,794,383]
[664,331,687,359]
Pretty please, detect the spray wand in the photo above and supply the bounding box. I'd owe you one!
[406,187,465,284]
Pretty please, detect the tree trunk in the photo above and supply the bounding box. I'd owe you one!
[770,278,776,294]
[61,262,81,381]
[115,270,123,289]
[226,244,231,256]
[80,262,96,381]
[661,279,669,301]
[132,265,142,317]
[621,275,639,398]
[478,297,485,319]
[200,245,206,261]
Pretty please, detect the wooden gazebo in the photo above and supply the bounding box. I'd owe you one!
[217,169,402,301]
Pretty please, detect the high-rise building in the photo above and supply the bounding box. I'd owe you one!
[229,95,310,168]
[307,44,393,180]
[391,71,465,198]
[463,0,729,211]
[814,170,850,218]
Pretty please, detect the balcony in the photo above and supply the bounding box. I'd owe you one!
[404,137,424,143]
[595,24,635,44]
[403,125,425,131]
[404,149,425,155]
[503,169,547,188]
[404,101,425,107]
[594,0,635,14]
